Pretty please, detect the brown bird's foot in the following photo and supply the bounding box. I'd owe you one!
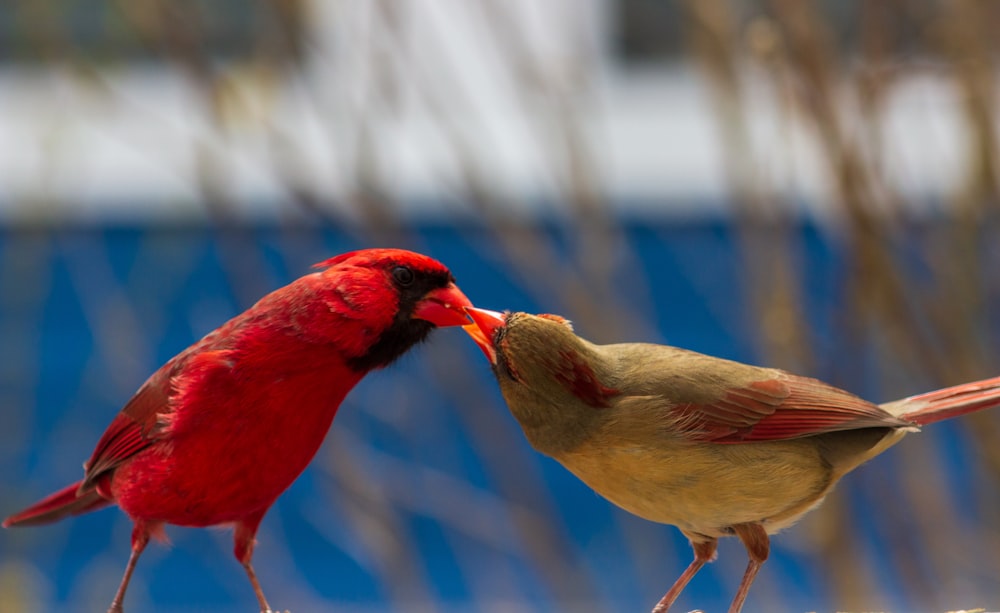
[652,538,718,613]
[727,523,770,613]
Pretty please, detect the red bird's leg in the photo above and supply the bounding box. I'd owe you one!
[651,537,717,613]
[234,511,274,613]
[728,523,769,613]
[107,522,151,613]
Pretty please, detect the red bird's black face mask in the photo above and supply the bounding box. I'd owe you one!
[346,262,469,372]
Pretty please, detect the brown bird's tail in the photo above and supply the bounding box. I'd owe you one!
[883,375,1000,427]
[3,481,111,528]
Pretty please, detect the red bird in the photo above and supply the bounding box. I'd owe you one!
[3,248,473,613]
[462,307,1000,613]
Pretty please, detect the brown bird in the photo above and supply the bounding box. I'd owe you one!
[461,307,1000,613]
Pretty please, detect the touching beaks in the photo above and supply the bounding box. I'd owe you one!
[413,283,475,327]
[462,307,506,364]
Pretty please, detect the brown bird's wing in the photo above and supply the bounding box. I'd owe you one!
[668,374,914,444]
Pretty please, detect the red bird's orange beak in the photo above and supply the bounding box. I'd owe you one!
[413,283,474,327]
[462,307,506,364]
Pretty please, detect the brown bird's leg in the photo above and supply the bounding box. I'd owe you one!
[728,523,769,613]
[108,522,151,613]
[234,510,274,613]
[651,537,718,613]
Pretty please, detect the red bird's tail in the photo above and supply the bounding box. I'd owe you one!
[3,481,111,528]
[885,375,1000,427]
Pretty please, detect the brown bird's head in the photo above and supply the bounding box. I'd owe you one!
[463,308,618,454]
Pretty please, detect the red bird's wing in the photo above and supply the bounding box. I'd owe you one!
[79,370,173,492]
[78,347,237,492]
[671,374,913,443]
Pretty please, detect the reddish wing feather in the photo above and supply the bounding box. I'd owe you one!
[81,371,172,491]
[79,341,237,492]
[675,375,912,443]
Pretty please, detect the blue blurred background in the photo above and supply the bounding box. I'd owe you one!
[2,2,1000,612]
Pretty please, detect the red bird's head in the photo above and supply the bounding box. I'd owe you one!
[311,249,473,371]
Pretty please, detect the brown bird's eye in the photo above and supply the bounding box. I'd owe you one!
[392,266,415,286]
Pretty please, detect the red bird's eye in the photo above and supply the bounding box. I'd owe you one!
[392,266,415,286]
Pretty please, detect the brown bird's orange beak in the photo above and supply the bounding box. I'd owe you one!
[462,307,506,364]
[413,283,475,327]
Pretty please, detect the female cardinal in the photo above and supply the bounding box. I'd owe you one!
[462,307,1000,613]
[3,248,473,613]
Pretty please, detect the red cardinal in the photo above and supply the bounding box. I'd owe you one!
[462,307,1000,613]
[3,248,472,613]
